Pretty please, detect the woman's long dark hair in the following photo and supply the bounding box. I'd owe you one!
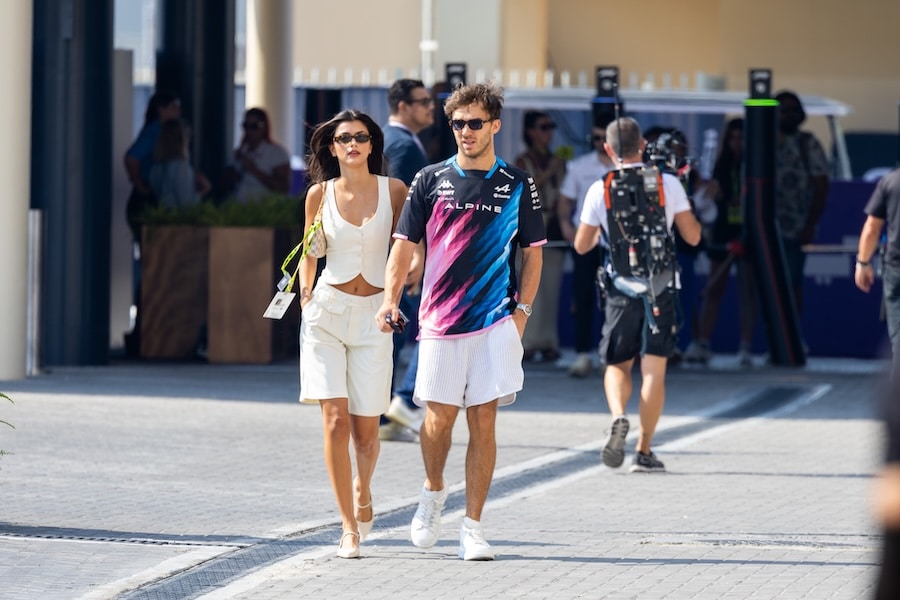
[712,118,744,197]
[143,90,179,126]
[306,109,386,184]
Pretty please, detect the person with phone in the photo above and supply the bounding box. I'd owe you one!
[297,110,408,559]
[224,107,291,203]
[376,82,546,561]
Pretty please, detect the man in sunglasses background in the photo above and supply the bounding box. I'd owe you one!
[379,79,435,443]
[377,82,546,560]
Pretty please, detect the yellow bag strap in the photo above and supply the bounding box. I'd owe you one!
[277,180,328,293]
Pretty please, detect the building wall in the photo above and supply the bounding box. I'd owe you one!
[500,0,548,73]
[291,0,899,133]
[292,0,422,82]
[719,0,900,134]
[433,0,501,80]
[548,0,722,87]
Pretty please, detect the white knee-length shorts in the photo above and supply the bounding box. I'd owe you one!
[299,283,392,417]
[414,318,524,409]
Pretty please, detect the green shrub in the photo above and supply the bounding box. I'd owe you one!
[142,194,304,229]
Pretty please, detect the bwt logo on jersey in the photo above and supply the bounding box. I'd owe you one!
[443,200,502,213]
[437,179,455,201]
[437,180,455,195]
[497,168,515,180]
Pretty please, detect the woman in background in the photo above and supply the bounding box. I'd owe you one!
[685,118,756,366]
[148,118,210,208]
[515,110,567,363]
[228,107,291,202]
[124,90,182,237]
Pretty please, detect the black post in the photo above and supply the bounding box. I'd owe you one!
[593,65,621,126]
[445,63,467,90]
[429,63,469,162]
[31,0,114,365]
[743,69,805,366]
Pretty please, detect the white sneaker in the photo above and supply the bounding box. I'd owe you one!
[684,341,711,364]
[458,517,494,560]
[410,485,447,548]
[378,422,419,443]
[386,395,424,432]
[568,353,593,378]
[738,347,753,367]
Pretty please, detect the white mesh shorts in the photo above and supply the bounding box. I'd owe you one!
[299,283,392,417]
[414,318,524,409]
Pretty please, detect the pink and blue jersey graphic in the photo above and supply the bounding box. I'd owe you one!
[393,155,547,338]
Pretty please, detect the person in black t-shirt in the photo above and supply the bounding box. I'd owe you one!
[376,82,546,561]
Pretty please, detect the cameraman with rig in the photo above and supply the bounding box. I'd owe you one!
[574,117,701,473]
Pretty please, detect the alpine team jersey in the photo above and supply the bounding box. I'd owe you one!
[394,155,547,338]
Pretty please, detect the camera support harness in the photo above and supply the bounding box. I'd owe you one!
[602,165,676,336]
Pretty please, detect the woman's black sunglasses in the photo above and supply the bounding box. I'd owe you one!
[333,133,372,145]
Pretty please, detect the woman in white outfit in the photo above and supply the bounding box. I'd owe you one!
[298,110,408,558]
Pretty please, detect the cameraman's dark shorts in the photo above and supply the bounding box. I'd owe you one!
[599,288,677,364]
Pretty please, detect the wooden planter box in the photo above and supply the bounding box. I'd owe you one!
[207,227,301,364]
[140,226,209,359]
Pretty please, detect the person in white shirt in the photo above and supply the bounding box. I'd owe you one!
[557,118,615,377]
[229,107,291,203]
[574,117,701,474]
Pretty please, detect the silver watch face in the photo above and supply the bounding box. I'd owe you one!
[517,303,532,316]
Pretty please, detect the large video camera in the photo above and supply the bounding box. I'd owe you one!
[644,129,690,174]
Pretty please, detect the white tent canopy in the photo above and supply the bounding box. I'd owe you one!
[503,88,854,178]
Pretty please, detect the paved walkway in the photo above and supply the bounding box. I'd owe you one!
[0,353,888,599]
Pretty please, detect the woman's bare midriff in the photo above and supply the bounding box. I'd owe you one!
[332,274,382,297]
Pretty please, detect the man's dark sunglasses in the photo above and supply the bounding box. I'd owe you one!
[333,133,372,145]
[449,118,494,131]
[538,122,557,131]
[407,97,434,106]
[242,121,263,130]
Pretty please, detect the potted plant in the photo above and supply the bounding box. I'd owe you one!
[140,195,303,363]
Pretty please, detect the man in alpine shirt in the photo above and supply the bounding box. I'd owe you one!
[376,82,545,560]
[574,117,701,473]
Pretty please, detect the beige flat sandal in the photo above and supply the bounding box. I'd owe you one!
[336,530,360,559]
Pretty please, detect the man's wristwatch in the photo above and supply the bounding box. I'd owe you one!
[516,302,533,317]
[856,257,872,268]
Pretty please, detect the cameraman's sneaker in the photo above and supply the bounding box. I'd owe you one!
[630,450,666,473]
[602,415,630,468]
[410,485,447,548]
[568,353,593,378]
[684,341,711,364]
[458,517,494,561]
